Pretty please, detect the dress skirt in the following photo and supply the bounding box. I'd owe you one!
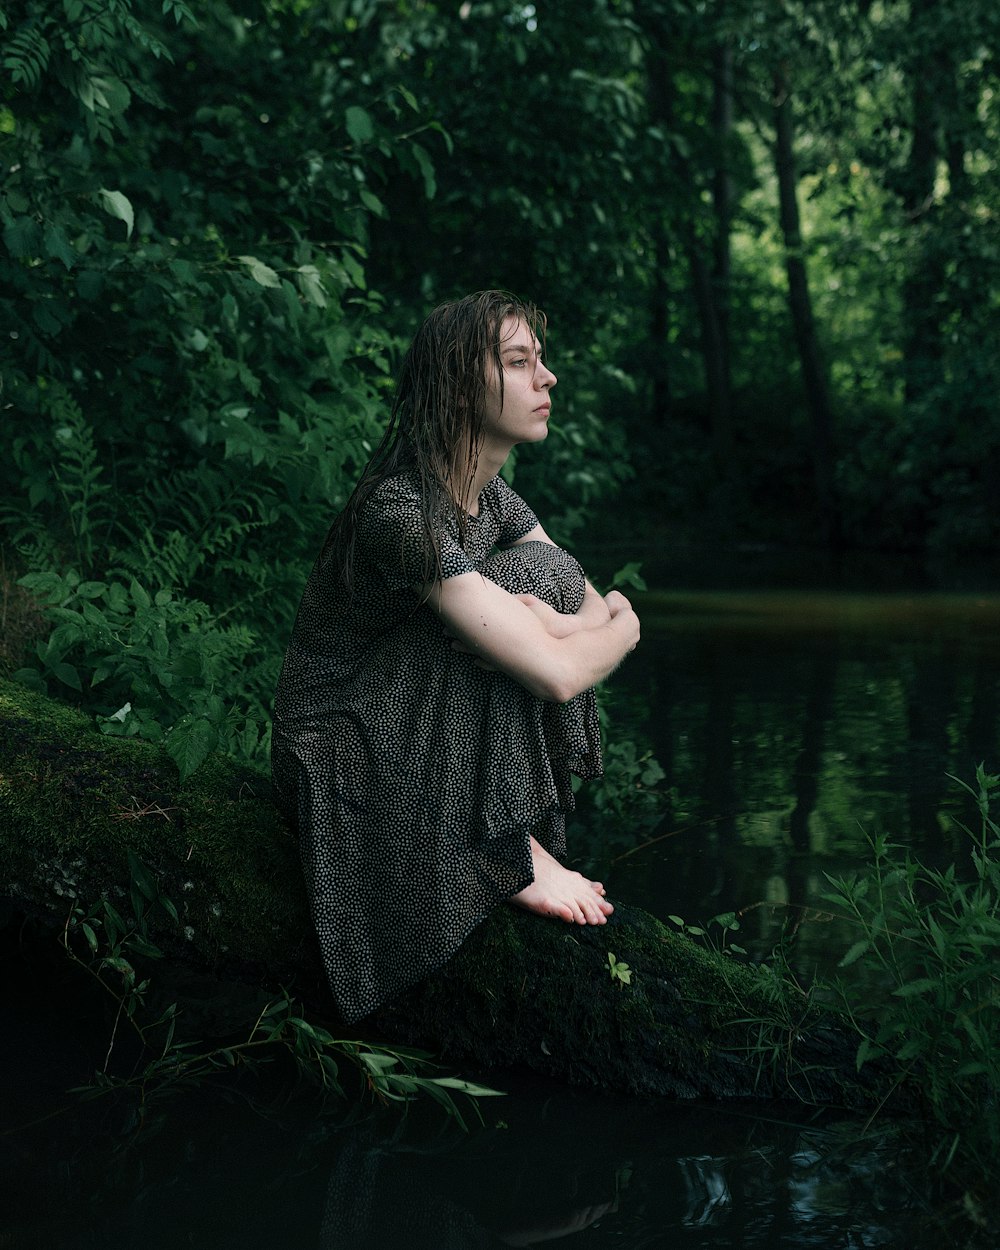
[272,498,602,1024]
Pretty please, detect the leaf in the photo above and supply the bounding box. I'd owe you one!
[44,223,76,270]
[345,105,374,144]
[130,579,151,609]
[428,1077,506,1096]
[81,922,99,953]
[892,978,939,998]
[341,252,366,290]
[359,188,386,218]
[102,901,126,939]
[165,717,218,781]
[237,255,281,288]
[3,216,41,258]
[359,1051,399,1073]
[127,849,159,902]
[50,661,82,691]
[611,561,648,591]
[296,264,327,308]
[97,189,134,240]
[411,143,436,199]
[128,936,165,960]
[838,939,871,968]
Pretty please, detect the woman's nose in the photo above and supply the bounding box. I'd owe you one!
[536,361,557,389]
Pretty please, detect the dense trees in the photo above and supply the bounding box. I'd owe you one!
[1,0,998,767]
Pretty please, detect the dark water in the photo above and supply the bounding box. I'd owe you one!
[6,587,1000,1248]
[599,590,1000,979]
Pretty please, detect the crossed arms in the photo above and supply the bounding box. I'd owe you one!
[423,523,640,704]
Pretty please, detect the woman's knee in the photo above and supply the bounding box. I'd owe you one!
[480,541,586,613]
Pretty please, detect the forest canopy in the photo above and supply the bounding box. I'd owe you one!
[2,0,998,774]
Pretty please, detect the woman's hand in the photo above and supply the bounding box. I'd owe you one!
[515,593,587,638]
[604,590,640,650]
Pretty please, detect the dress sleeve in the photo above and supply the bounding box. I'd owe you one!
[356,475,475,588]
[493,476,540,546]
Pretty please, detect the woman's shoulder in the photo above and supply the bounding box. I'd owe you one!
[366,469,422,510]
[483,475,539,538]
[483,473,530,512]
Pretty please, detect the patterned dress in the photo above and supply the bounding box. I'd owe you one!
[271,471,602,1023]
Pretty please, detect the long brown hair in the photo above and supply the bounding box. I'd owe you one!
[323,290,545,596]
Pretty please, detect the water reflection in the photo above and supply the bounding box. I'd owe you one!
[3,1074,925,1248]
[596,592,1000,971]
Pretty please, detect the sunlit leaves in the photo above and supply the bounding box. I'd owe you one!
[96,188,135,239]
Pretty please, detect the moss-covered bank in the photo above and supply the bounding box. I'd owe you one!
[0,679,313,982]
[1,678,890,1106]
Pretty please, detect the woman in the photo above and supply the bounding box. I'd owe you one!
[272,291,640,1024]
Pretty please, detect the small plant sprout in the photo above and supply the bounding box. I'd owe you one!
[607,951,632,986]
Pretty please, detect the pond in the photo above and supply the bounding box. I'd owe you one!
[597,586,1000,979]
[5,577,999,1248]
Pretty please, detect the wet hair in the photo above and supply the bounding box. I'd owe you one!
[323,290,546,597]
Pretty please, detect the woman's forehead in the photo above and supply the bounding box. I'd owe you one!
[498,315,540,354]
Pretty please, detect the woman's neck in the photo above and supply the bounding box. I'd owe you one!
[451,440,508,516]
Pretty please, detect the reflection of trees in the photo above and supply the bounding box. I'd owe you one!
[786,648,839,921]
[617,614,1000,948]
[313,1103,914,1249]
[966,657,1000,771]
[902,645,958,841]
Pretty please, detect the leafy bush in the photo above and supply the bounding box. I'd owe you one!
[823,765,1000,1220]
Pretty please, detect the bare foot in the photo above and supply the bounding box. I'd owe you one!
[510,837,614,926]
[530,836,608,898]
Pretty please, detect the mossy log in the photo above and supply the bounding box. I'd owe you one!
[1,678,889,1107]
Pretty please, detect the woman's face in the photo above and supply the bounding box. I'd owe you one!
[480,316,558,453]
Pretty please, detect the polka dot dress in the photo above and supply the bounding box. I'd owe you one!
[271,471,602,1024]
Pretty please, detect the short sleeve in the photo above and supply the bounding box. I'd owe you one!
[356,474,475,588]
[492,477,539,546]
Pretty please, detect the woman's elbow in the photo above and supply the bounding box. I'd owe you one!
[528,672,581,704]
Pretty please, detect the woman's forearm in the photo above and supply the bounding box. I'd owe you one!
[540,598,638,702]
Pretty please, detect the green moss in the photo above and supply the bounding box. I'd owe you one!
[0,678,309,979]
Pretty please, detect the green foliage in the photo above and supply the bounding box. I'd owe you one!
[14,568,269,777]
[666,910,747,958]
[822,765,1000,1206]
[62,852,503,1126]
[607,950,632,986]
[3,0,999,783]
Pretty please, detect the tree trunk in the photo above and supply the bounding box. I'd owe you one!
[645,21,733,460]
[0,678,899,1107]
[710,34,735,443]
[772,65,840,548]
[899,33,945,407]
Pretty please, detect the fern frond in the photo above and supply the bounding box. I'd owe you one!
[44,384,113,575]
[3,19,52,89]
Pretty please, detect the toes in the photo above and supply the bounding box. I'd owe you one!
[580,896,607,925]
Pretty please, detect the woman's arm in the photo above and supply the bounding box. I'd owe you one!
[427,572,639,704]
